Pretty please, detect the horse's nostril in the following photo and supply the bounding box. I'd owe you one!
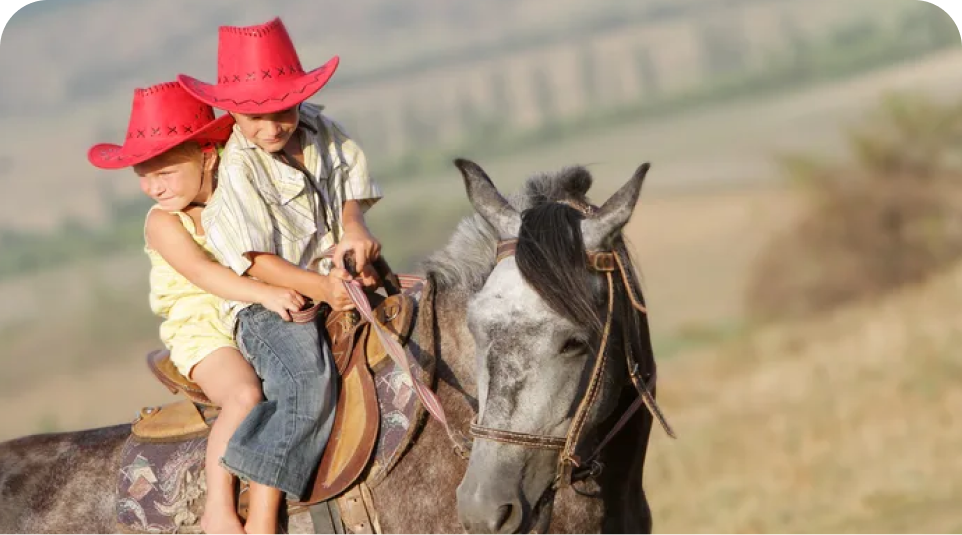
[457,479,524,533]
[493,504,512,531]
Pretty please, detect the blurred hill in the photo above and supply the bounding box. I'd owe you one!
[0,0,949,232]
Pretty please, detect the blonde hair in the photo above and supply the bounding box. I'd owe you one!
[164,141,204,161]
[138,141,222,167]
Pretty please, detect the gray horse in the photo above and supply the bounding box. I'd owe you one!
[0,158,661,533]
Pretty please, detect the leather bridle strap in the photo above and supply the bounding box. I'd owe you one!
[496,239,616,273]
[577,371,666,470]
[556,269,616,485]
[469,421,567,451]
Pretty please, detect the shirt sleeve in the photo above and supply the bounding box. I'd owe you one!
[330,120,383,212]
[202,153,276,275]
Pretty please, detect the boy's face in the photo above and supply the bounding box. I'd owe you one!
[231,106,300,153]
[134,144,206,212]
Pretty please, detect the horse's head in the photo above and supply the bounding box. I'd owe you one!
[453,159,652,533]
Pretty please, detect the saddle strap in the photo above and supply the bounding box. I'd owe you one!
[336,483,379,534]
[343,279,472,458]
[308,501,345,534]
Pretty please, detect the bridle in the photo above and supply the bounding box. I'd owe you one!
[341,199,675,491]
[468,200,676,488]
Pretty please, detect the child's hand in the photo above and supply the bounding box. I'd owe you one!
[333,224,381,278]
[357,263,380,289]
[324,267,356,312]
[257,285,306,322]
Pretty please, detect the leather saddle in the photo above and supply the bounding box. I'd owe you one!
[139,263,421,507]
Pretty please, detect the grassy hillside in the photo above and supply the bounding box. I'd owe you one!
[645,259,962,533]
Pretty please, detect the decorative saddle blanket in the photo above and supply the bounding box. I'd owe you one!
[117,278,435,534]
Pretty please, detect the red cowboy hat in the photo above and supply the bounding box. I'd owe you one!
[88,81,235,170]
[177,17,339,115]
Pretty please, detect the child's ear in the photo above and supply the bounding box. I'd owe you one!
[202,147,218,173]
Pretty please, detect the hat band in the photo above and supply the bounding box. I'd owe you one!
[218,63,305,85]
[125,122,212,140]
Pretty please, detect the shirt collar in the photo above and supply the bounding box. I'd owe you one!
[228,106,327,205]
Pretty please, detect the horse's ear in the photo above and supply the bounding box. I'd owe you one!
[454,158,521,238]
[582,162,650,249]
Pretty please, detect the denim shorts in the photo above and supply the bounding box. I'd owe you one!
[221,304,338,499]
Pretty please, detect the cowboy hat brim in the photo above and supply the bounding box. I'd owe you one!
[88,113,235,170]
[177,56,339,115]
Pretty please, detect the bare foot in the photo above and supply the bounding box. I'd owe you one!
[201,507,246,534]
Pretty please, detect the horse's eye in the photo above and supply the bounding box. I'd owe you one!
[560,338,587,355]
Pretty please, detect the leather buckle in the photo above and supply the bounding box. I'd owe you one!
[587,252,616,272]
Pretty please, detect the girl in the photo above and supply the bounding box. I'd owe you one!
[88,81,306,534]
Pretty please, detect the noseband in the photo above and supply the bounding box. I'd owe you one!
[469,201,675,488]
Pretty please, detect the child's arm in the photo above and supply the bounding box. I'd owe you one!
[146,209,306,321]
[245,253,356,312]
[327,118,383,279]
[202,153,356,312]
[335,200,380,283]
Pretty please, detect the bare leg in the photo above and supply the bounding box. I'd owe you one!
[191,347,263,534]
[244,482,283,534]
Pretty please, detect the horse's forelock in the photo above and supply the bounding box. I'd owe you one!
[515,203,605,336]
[520,166,593,208]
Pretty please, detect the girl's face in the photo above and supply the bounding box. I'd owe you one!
[134,144,214,212]
[231,106,300,153]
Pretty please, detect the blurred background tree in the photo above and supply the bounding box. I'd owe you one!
[747,92,962,321]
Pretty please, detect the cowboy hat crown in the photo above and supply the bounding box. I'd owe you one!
[177,17,339,114]
[87,81,234,170]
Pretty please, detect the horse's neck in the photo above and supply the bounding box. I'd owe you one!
[419,281,478,415]
[367,281,478,533]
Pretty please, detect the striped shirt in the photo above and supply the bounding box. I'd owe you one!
[202,103,382,326]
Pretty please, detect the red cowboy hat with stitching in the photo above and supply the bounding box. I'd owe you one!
[177,17,339,114]
[88,81,234,170]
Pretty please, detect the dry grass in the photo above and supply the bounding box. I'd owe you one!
[645,259,962,533]
[625,186,799,337]
[392,47,962,203]
[0,358,179,440]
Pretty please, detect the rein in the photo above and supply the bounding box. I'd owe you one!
[341,275,473,459]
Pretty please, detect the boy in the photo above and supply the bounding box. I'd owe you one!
[178,17,383,533]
